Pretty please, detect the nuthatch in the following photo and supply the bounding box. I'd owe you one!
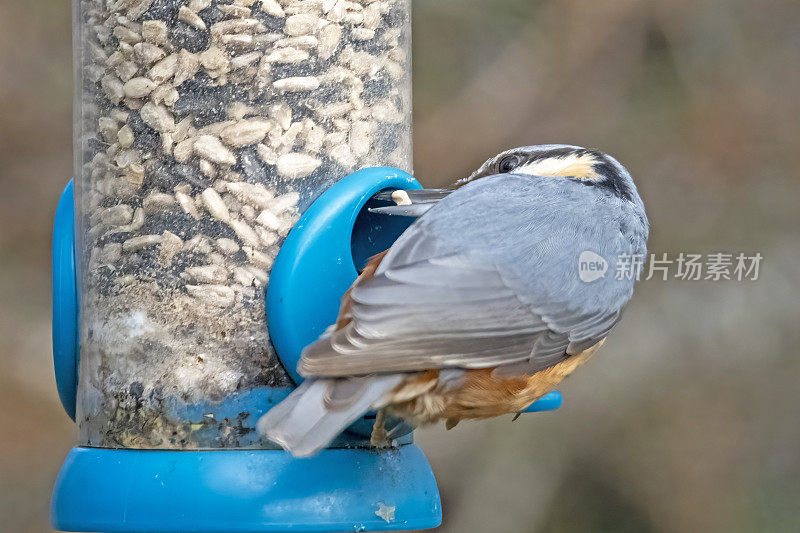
[258,145,649,457]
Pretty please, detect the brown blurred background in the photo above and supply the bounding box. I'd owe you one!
[2,0,799,531]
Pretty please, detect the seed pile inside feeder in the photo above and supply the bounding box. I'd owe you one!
[75,0,411,448]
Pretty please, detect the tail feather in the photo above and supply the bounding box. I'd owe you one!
[257,375,403,457]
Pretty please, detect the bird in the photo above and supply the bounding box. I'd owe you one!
[257,144,649,457]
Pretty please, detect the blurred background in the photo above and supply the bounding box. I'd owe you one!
[2,0,799,531]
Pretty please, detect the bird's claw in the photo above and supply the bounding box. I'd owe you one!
[370,409,390,448]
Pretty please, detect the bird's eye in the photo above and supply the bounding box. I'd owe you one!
[498,155,519,173]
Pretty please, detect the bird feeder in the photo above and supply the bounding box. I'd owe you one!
[51,1,561,531]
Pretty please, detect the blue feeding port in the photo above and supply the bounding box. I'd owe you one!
[52,180,78,421]
[51,168,559,533]
[267,167,422,385]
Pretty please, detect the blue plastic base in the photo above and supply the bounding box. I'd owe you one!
[52,445,441,533]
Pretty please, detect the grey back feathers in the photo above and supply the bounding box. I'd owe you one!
[300,168,648,378]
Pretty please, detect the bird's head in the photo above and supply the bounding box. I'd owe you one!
[459,144,640,205]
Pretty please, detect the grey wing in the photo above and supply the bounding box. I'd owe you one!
[300,175,638,378]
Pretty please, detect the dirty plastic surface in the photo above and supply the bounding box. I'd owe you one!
[51,444,442,532]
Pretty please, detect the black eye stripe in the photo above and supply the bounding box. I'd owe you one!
[498,155,519,172]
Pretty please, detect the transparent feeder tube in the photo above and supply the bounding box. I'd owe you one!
[74,0,412,449]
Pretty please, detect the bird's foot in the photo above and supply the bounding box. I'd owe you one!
[370,409,391,448]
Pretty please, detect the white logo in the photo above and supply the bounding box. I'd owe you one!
[578,251,608,282]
